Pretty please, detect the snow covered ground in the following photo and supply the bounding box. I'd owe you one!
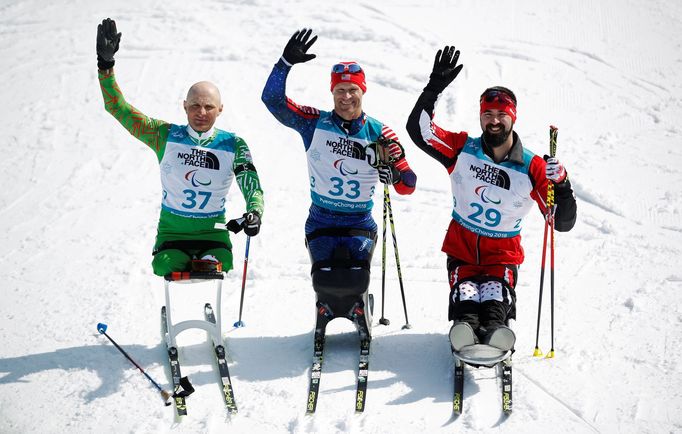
[1,0,681,432]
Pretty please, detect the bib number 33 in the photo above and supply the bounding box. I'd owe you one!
[328,177,360,199]
[311,176,362,200]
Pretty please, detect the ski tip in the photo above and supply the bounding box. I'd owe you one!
[96,323,108,334]
[233,320,245,328]
[401,323,412,330]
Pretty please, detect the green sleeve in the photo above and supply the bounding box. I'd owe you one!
[99,71,170,161]
[233,137,264,217]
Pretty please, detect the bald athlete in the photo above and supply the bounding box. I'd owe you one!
[97,18,264,276]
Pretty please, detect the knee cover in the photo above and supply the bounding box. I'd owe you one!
[479,300,509,328]
[448,282,481,328]
[311,244,371,318]
[152,249,191,276]
[479,280,517,326]
[312,267,370,298]
[201,247,234,273]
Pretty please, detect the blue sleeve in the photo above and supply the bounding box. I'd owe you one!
[261,59,319,150]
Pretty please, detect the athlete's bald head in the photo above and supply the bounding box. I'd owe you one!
[186,81,222,104]
[183,81,223,133]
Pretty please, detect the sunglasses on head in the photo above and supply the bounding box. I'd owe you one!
[332,63,362,74]
[480,90,515,105]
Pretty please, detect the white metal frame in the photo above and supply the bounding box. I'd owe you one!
[163,278,223,349]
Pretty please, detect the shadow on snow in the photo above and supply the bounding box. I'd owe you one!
[0,327,497,408]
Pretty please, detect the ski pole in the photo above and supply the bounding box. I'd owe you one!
[546,126,559,359]
[533,126,559,358]
[234,235,251,328]
[96,323,172,405]
[385,186,411,329]
[547,215,556,359]
[533,219,549,357]
[379,185,390,326]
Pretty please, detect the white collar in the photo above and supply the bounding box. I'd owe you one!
[186,125,215,141]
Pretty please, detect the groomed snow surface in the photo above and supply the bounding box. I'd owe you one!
[1,1,681,433]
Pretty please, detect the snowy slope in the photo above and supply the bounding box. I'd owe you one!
[1,0,681,433]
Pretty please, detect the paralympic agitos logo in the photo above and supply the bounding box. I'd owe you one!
[185,169,211,187]
[475,185,501,204]
[333,158,358,176]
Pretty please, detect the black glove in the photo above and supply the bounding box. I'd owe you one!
[424,45,463,94]
[227,212,261,236]
[367,136,404,168]
[378,164,400,185]
[243,211,261,236]
[282,28,317,65]
[226,217,244,234]
[97,18,122,70]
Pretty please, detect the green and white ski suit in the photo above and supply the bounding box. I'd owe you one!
[99,72,264,275]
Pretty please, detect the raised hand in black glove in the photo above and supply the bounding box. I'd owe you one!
[425,45,463,94]
[97,18,122,70]
[282,28,317,65]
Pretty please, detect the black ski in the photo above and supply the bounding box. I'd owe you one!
[161,306,188,417]
[306,329,326,414]
[501,358,513,414]
[451,352,513,415]
[205,303,238,414]
[354,338,371,412]
[352,298,372,413]
[453,356,464,415]
[306,299,373,413]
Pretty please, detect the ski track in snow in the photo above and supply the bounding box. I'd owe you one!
[1,0,681,433]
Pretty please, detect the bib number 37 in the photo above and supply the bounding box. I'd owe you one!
[181,189,212,210]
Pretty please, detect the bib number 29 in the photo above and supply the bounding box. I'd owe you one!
[181,189,212,209]
[467,202,501,227]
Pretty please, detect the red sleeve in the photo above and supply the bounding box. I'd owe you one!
[528,155,549,214]
[406,89,468,171]
[381,125,416,195]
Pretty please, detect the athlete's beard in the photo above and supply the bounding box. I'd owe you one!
[482,125,512,148]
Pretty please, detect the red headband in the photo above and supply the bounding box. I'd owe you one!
[330,62,367,93]
[480,92,517,122]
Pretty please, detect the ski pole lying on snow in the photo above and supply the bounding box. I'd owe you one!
[96,323,172,405]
